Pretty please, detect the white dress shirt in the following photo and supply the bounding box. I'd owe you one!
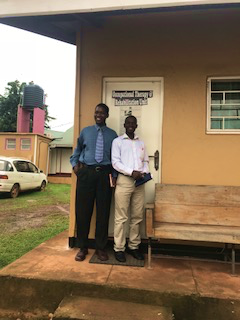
[111,133,149,176]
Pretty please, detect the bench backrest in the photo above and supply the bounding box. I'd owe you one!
[155,184,240,227]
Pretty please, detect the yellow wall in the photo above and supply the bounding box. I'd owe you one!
[0,133,36,161]
[77,7,240,186]
[69,7,240,238]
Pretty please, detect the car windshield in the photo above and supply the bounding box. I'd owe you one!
[0,160,14,172]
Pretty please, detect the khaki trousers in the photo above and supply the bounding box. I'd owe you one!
[114,174,145,252]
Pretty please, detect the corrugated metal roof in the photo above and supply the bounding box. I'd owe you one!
[45,127,73,147]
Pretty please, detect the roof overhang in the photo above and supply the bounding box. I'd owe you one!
[1,0,240,17]
[1,1,240,44]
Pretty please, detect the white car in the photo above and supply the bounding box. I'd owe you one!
[0,157,47,198]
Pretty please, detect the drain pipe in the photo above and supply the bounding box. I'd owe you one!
[46,144,50,176]
[33,135,37,165]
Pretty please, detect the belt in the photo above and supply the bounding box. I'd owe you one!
[81,163,112,172]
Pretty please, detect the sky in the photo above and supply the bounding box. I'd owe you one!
[0,23,76,132]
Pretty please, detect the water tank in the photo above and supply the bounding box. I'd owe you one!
[22,84,44,108]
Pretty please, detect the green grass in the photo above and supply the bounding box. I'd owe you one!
[0,183,70,269]
[0,215,69,269]
[0,183,71,212]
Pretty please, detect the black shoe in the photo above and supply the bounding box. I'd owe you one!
[95,249,109,261]
[75,248,88,261]
[114,251,126,262]
[127,249,144,260]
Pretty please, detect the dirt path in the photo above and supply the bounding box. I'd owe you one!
[0,204,70,234]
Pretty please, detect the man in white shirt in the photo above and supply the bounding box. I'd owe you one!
[111,115,149,262]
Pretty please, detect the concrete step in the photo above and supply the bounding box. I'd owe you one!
[53,296,173,320]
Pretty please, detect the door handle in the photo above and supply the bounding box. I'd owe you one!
[149,150,159,171]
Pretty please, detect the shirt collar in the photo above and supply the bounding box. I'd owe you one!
[95,124,106,131]
[122,133,139,140]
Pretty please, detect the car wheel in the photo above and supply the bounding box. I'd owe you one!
[40,180,46,191]
[10,184,20,198]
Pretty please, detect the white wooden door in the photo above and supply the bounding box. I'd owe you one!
[103,77,164,237]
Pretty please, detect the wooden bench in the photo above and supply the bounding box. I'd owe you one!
[145,184,240,274]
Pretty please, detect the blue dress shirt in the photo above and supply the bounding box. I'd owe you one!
[70,125,118,167]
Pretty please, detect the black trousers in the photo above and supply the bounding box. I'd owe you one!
[75,166,112,250]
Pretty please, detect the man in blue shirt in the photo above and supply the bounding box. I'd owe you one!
[70,103,117,262]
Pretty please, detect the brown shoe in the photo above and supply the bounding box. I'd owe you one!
[75,248,88,262]
[95,249,109,261]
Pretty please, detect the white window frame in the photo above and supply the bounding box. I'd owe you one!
[6,138,16,150]
[207,76,240,134]
[20,138,31,150]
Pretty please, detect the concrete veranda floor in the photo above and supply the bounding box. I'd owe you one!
[0,230,240,319]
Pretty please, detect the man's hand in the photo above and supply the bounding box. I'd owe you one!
[132,170,144,180]
[73,164,79,175]
[112,177,117,188]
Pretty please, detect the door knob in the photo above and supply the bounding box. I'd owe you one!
[149,150,159,171]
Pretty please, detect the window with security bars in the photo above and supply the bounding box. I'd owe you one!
[20,138,31,150]
[208,78,240,133]
[6,138,16,150]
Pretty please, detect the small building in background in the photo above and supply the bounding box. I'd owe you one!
[45,127,73,184]
[0,132,52,174]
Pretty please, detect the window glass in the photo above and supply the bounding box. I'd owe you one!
[6,139,16,150]
[28,162,38,173]
[211,93,223,105]
[0,160,13,171]
[225,119,240,129]
[0,160,5,171]
[14,161,30,172]
[211,119,223,129]
[21,138,31,150]
[209,79,240,132]
[211,81,240,91]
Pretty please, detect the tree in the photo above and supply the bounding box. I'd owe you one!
[0,80,55,132]
[0,80,24,132]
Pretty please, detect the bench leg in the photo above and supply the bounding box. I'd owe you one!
[231,244,235,275]
[147,238,152,269]
[224,243,228,262]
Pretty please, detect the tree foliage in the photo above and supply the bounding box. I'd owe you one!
[43,101,55,130]
[0,81,24,132]
[0,80,54,132]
